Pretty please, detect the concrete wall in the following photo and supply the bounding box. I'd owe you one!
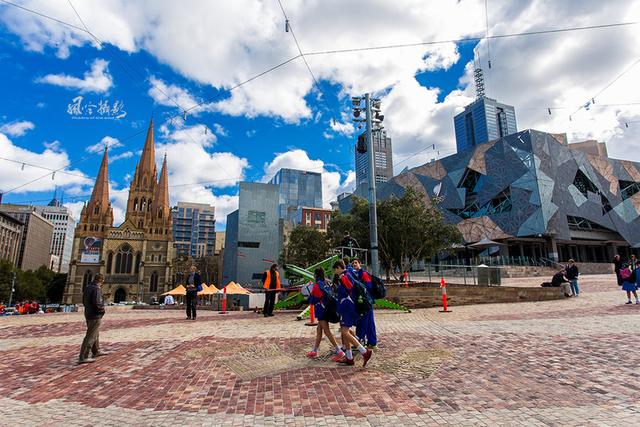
[386,283,565,309]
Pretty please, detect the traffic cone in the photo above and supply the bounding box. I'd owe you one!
[219,285,228,314]
[439,277,451,313]
[305,304,318,326]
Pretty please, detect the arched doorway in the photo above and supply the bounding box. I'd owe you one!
[114,288,127,303]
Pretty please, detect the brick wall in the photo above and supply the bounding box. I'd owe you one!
[385,283,565,309]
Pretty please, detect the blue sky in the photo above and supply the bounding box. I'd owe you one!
[1,1,639,229]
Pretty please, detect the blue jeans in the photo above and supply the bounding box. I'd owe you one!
[570,279,580,296]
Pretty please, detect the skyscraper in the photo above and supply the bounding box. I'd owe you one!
[172,202,216,258]
[0,204,54,271]
[355,130,393,194]
[454,97,517,153]
[268,168,323,222]
[34,194,76,273]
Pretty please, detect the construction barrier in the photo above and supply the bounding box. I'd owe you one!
[219,285,228,314]
[439,277,451,313]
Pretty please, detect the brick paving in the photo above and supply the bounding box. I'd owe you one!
[1,279,639,426]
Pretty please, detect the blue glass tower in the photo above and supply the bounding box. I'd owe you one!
[454,97,517,153]
[268,168,323,222]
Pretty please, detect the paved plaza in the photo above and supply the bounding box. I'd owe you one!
[1,276,639,426]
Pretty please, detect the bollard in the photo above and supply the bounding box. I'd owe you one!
[219,285,228,314]
[403,271,409,288]
[305,304,318,326]
[439,277,452,313]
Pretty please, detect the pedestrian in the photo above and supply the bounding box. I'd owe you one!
[79,273,106,364]
[262,263,280,317]
[351,258,378,349]
[306,268,345,360]
[332,260,372,367]
[619,265,640,304]
[551,269,572,297]
[185,265,202,320]
[613,254,623,287]
[630,254,638,270]
[565,259,580,297]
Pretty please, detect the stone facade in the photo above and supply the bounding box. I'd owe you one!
[64,120,173,304]
[0,205,54,271]
[0,212,23,267]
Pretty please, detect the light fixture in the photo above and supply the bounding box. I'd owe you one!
[351,97,361,106]
[353,109,361,118]
[285,19,290,32]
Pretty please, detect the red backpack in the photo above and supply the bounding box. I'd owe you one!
[620,267,632,280]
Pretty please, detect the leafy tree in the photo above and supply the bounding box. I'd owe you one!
[46,273,68,303]
[15,270,45,302]
[0,260,15,303]
[284,225,331,268]
[326,197,370,251]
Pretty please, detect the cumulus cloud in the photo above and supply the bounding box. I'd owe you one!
[0,133,91,194]
[110,151,134,162]
[148,76,215,115]
[37,59,113,93]
[85,136,122,153]
[0,120,35,137]
[263,149,354,208]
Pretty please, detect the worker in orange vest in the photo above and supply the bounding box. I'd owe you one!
[262,263,281,317]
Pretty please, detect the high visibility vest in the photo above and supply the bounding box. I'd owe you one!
[263,270,281,290]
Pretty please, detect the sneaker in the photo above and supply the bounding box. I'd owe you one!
[78,357,96,364]
[366,344,379,350]
[636,301,640,305]
[306,351,318,358]
[337,356,354,366]
[362,349,373,367]
[331,352,345,362]
[626,301,633,304]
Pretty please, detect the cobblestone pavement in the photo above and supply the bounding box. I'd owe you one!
[1,279,639,426]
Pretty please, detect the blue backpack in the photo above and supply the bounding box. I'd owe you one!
[370,275,386,300]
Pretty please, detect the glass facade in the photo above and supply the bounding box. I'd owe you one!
[269,168,323,222]
[355,130,393,194]
[454,97,517,153]
[172,202,216,258]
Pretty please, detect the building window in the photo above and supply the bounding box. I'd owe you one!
[465,112,476,147]
[247,210,266,224]
[106,252,113,273]
[115,244,133,274]
[141,198,146,212]
[134,252,141,274]
[150,271,158,293]
[238,241,260,248]
[133,198,138,210]
[619,180,640,200]
[148,199,153,211]
[82,270,93,292]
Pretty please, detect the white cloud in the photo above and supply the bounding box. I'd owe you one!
[263,149,354,208]
[148,76,215,115]
[213,123,228,137]
[0,133,91,194]
[0,120,35,137]
[37,59,113,93]
[86,136,122,153]
[110,151,134,162]
[329,114,355,137]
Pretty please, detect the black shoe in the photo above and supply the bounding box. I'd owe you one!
[268,313,275,317]
[186,317,192,320]
[78,357,96,364]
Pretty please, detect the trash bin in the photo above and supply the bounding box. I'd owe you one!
[477,265,501,286]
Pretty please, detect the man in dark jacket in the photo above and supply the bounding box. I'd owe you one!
[551,269,572,297]
[185,265,202,320]
[79,273,106,364]
[565,259,580,297]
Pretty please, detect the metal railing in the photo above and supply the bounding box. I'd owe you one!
[402,263,502,286]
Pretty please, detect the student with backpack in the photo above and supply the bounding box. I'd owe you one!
[620,265,640,305]
[306,268,345,360]
[351,258,378,349]
[332,260,373,367]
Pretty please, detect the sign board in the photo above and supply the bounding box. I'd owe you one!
[80,236,102,263]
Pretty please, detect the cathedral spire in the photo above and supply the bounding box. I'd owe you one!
[153,153,171,221]
[138,119,156,180]
[91,147,110,208]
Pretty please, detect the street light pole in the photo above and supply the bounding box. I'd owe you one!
[8,271,16,307]
[364,93,380,276]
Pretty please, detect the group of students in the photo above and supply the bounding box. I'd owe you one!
[0,300,41,315]
[304,258,379,367]
[614,254,640,305]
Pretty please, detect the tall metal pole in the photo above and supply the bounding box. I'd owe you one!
[8,271,16,307]
[365,93,380,276]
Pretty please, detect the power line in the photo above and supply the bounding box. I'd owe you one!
[0,156,93,180]
[303,21,639,56]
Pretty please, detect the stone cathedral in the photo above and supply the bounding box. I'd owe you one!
[64,120,174,303]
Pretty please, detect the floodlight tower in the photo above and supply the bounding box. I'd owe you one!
[351,94,384,276]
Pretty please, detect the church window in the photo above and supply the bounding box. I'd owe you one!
[143,176,147,187]
[115,244,133,274]
[84,225,87,231]
[158,209,163,218]
[141,198,146,212]
[138,220,143,229]
[106,252,113,273]
[149,271,158,293]
[135,252,141,274]
[94,205,99,215]
[148,199,153,211]
[133,198,138,210]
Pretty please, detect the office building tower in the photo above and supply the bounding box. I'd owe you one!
[0,212,23,266]
[0,204,54,271]
[355,130,393,194]
[172,202,216,258]
[34,194,76,273]
[268,168,323,222]
[454,97,517,153]
[223,182,280,288]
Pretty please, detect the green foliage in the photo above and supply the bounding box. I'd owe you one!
[15,270,45,302]
[327,187,462,278]
[0,261,67,304]
[284,225,331,269]
[0,260,14,303]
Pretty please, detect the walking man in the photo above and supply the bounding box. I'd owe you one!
[79,273,106,364]
[262,263,281,317]
[565,259,580,297]
[185,265,202,320]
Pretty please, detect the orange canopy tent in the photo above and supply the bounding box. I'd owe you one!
[221,281,252,295]
[198,284,219,296]
[162,285,186,296]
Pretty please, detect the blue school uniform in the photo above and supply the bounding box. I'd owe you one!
[309,279,330,321]
[336,272,358,328]
[354,269,378,346]
[621,267,637,292]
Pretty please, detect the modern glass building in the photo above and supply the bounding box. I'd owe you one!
[34,195,76,273]
[268,168,323,222]
[454,97,517,153]
[223,182,280,287]
[355,130,393,196]
[172,202,216,258]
